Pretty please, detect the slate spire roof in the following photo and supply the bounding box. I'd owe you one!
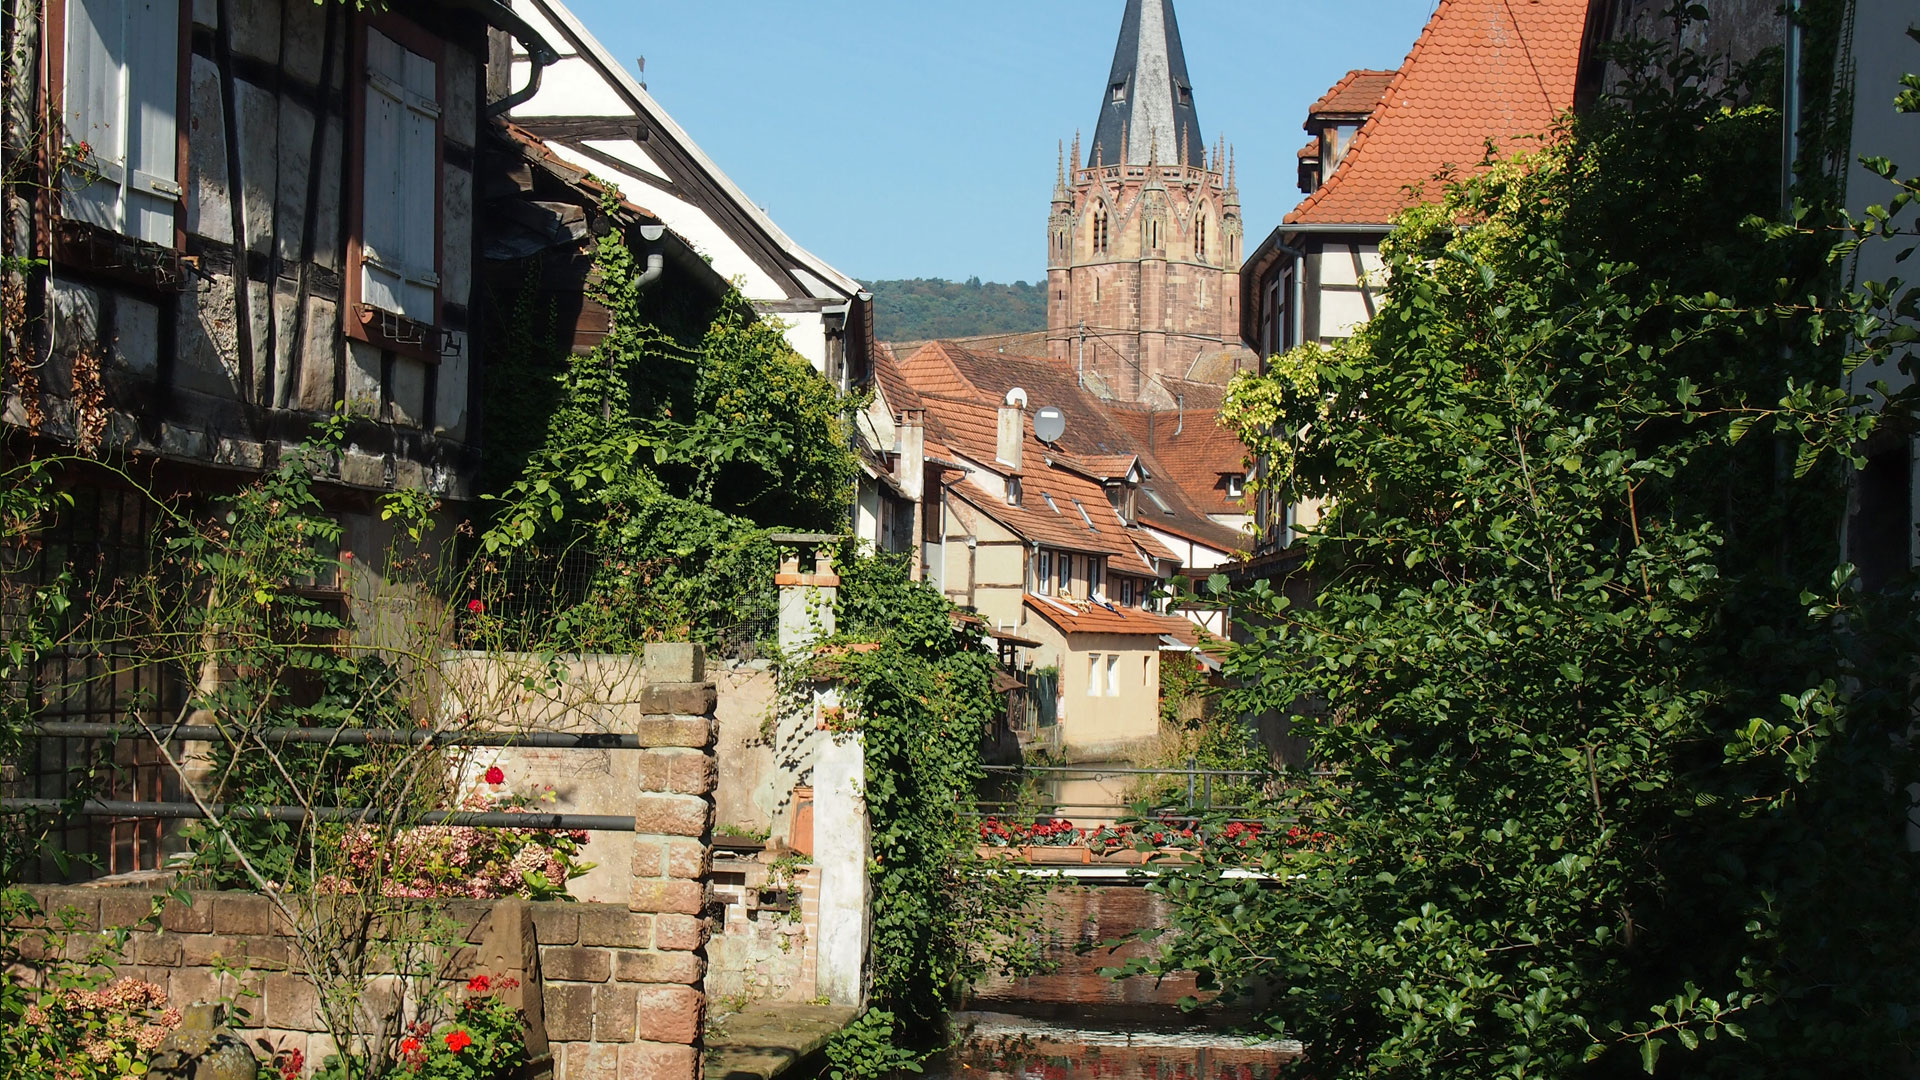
[1089,0,1206,168]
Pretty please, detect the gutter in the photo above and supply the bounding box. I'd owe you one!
[437,0,562,118]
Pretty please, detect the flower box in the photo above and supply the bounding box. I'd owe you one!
[1022,845,1092,864]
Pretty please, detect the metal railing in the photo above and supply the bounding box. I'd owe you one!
[7,723,653,837]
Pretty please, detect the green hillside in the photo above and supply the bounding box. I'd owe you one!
[866,277,1047,342]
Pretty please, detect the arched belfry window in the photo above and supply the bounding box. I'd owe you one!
[1093,206,1109,255]
[1195,213,1208,261]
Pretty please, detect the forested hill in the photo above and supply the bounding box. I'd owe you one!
[866,277,1047,342]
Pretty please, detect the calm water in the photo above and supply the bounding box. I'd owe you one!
[931,1011,1302,1080]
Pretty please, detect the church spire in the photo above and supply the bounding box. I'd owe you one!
[1088,0,1204,168]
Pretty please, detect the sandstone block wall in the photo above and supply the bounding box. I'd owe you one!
[11,647,720,1080]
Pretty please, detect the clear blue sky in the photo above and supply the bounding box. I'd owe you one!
[559,1,1438,285]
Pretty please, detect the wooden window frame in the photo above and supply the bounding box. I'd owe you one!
[41,0,192,288]
[344,11,446,363]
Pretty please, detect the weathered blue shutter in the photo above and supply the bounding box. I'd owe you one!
[63,0,178,242]
[361,30,438,323]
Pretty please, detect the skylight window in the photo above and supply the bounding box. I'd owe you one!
[1043,493,1059,513]
[1071,499,1095,528]
[1143,488,1173,515]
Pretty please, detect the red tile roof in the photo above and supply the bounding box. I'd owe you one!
[1285,0,1589,227]
[1298,139,1320,161]
[900,340,1250,560]
[1104,407,1249,519]
[1023,594,1199,638]
[1308,69,1398,118]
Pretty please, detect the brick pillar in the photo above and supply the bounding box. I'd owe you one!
[623,642,717,1080]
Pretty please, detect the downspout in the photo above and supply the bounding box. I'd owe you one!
[459,0,560,117]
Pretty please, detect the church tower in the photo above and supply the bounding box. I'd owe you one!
[1047,0,1244,401]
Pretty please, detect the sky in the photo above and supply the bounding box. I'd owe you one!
[558,1,1439,286]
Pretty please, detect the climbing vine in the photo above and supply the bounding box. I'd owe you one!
[802,550,1048,1077]
[478,195,858,651]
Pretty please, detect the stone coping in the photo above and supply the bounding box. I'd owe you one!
[705,1002,861,1080]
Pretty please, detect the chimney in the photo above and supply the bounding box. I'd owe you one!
[997,388,1027,472]
[896,410,925,501]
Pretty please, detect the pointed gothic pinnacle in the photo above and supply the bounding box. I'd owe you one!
[1119,120,1129,167]
[1056,141,1066,190]
[1178,123,1188,167]
[1073,129,1083,171]
[1228,145,1237,189]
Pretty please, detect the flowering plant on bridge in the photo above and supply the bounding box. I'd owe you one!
[977,817,1079,846]
[320,782,593,900]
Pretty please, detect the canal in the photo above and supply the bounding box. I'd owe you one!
[930,1011,1301,1080]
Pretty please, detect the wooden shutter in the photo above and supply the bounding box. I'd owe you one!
[361,29,439,324]
[62,0,179,243]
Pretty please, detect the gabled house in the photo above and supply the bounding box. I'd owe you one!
[1238,0,1590,553]
[495,0,874,389]
[871,340,1244,761]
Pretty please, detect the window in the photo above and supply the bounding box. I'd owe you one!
[1057,553,1072,595]
[60,0,182,245]
[1195,214,1207,261]
[1110,80,1127,104]
[1071,498,1095,529]
[1105,655,1119,697]
[1142,655,1151,685]
[1093,206,1109,254]
[1089,558,1103,599]
[1226,474,1245,499]
[1120,577,1135,607]
[1088,654,1102,696]
[350,21,443,348]
[1043,492,1059,513]
[1035,549,1052,594]
[1150,219,1160,249]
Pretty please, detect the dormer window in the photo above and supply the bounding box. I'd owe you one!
[1110,80,1127,104]
[1177,83,1192,107]
[1007,477,1023,506]
[1226,473,1246,499]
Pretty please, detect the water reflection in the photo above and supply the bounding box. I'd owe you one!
[931,1011,1301,1080]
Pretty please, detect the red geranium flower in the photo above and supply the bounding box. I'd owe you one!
[399,1038,421,1055]
[445,1030,473,1053]
[467,599,485,613]
[467,974,491,992]
[483,766,505,785]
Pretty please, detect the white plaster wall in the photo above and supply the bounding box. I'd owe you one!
[536,143,787,299]
[1846,0,1920,403]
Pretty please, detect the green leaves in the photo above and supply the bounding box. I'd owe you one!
[1150,30,1920,1080]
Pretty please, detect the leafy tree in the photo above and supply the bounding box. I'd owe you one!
[1144,38,1920,1079]
[867,277,1048,341]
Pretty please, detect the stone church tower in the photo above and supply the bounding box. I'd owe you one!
[1047,0,1244,401]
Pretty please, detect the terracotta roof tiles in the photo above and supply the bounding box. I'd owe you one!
[1023,594,1199,638]
[1308,69,1398,118]
[1286,0,1589,227]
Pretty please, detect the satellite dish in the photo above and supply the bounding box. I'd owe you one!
[1033,406,1067,444]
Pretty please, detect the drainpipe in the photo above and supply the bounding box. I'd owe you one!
[458,0,560,117]
[1781,0,1802,215]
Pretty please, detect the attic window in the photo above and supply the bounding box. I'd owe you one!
[1226,474,1245,498]
[1008,477,1023,506]
[1043,492,1059,513]
[1071,498,1095,528]
[1110,81,1127,104]
[1143,488,1173,515]
[1177,84,1192,107]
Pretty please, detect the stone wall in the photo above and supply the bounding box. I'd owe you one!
[966,882,1208,1019]
[9,643,721,1080]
